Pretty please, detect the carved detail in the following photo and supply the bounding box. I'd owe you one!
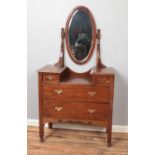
[55,28,106,70]
[55,28,65,67]
[96,29,106,70]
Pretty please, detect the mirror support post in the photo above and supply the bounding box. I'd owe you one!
[60,28,65,67]
[96,29,106,70]
[55,28,65,67]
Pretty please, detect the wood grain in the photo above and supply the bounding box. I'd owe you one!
[43,84,111,102]
[43,100,110,120]
[28,126,128,155]
[38,66,115,146]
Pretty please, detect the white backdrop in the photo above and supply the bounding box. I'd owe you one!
[27,0,128,125]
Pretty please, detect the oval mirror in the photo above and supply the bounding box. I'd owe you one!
[65,6,96,64]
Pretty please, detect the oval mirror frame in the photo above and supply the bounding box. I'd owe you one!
[65,6,96,65]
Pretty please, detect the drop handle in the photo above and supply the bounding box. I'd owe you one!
[88,91,96,96]
[47,75,54,80]
[54,106,63,112]
[54,89,63,94]
[87,109,96,114]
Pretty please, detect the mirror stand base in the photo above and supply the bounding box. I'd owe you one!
[96,59,106,71]
[54,57,64,68]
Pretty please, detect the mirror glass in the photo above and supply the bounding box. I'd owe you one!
[68,10,92,61]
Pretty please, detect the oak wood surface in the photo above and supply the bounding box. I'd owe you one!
[28,126,128,155]
[37,65,67,73]
[43,84,111,102]
[91,67,115,75]
[43,100,110,120]
[38,66,115,146]
[43,118,108,127]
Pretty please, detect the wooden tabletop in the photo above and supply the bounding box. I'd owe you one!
[91,67,115,75]
[37,65,67,73]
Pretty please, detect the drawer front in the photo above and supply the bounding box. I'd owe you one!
[92,75,112,86]
[43,85,111,102]
[43,101,110,121]
[43,74,59,84]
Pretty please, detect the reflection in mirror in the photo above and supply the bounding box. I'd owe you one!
[69,10,92,61]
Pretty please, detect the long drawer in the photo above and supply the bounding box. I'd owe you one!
[43,100,110,121]
[43,84,111,102]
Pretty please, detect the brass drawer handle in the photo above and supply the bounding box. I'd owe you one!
[54,89,63,94]
[54,106,63,112]
[88,91,96,96]
[47,75,54,80]
[87,109,96,114]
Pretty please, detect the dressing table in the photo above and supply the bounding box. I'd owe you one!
[38,6,115,147]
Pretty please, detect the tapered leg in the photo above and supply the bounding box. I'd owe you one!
[39,122,44,142]
[38,73,44,142]
[48,122,53,129]
[107,123,112,147]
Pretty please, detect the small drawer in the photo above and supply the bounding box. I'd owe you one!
[43,100,110,121]
[43,74,59,84]
[92,75,112,86]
